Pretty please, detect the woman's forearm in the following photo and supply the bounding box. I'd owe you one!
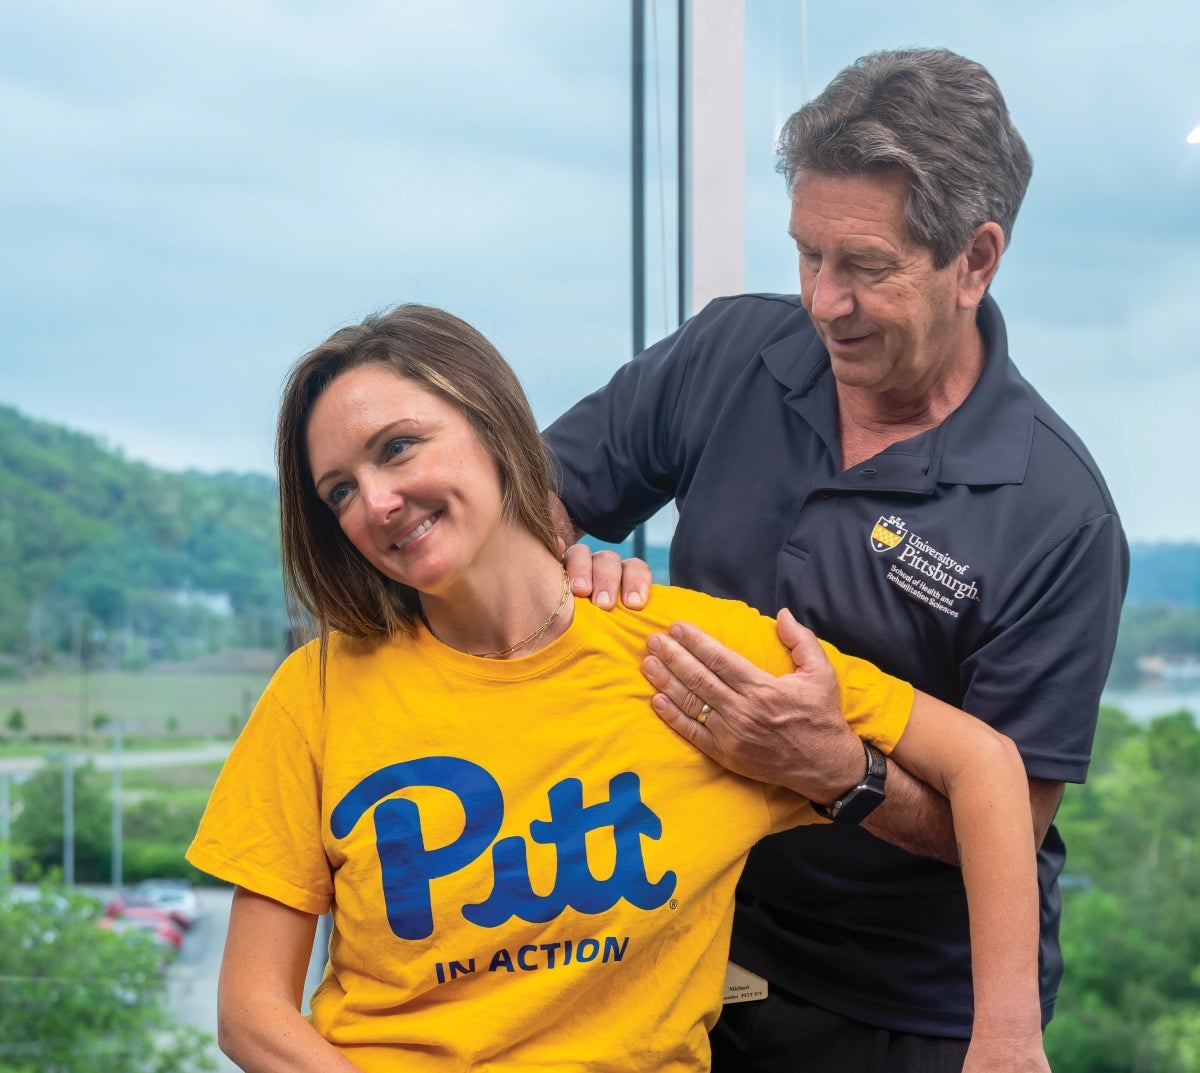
[218,995,364,1073]
[219,887,364,1073]
[947,730,1043,1041]
[891,694,1048,1069]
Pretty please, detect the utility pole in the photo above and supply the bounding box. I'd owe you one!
[1,773,10,881]
[111,722,123,890]
[62,752,74,885]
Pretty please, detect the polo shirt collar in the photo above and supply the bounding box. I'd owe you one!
[760,292,1034,488]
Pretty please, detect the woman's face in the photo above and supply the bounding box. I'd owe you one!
[305,363,508,597]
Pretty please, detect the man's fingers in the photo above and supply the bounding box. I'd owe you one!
[587,550,624,608]
[642,622,764,720]
[649,690,719,753]
[776,608,825,674]
[562,543,595,597]
[642,654,711,720]
[561,545,623,608]
[620,557,653,610]
[561,542,653,612]
[665,620,762,690]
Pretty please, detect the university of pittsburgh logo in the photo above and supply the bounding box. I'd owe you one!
[870,515,907,554]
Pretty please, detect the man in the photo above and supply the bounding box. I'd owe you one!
[544,48,1128,1072]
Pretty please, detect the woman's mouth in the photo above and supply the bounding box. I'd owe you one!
[395,512,441,549]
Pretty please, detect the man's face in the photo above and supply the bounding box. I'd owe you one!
[789,168,971,402]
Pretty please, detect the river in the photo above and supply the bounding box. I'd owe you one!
[1101,685,1200,723]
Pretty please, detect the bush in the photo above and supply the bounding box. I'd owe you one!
[0,882,216,1072]
[121,843,208,885]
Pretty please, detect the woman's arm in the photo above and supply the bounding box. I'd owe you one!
[218,887,363,1073]
[641,613,1050,1069]
[891,695,1050,1073]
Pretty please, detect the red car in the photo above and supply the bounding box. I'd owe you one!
[105,882,201,932]
[99,906,185,952]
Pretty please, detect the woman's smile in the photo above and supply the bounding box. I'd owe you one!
[306,364,510,595]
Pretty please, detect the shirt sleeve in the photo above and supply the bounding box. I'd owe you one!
[817,640,914,755]
[961,512,1127,782]
[542,317,704,543]
[186,687,333,915]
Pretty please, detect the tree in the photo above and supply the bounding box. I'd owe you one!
[10,761,111,883]
[1046,707,1200,1072]
[0,882,215,1072]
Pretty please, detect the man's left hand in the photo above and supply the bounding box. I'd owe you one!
[641,609,866,803]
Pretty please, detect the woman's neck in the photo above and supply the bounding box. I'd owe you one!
[419,538,575,659]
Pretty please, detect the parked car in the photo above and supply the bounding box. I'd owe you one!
[98,907,185,953]
[105,879,203,930]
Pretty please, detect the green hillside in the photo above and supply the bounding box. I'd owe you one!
[0,404,286,669]
[2,399,1198,689]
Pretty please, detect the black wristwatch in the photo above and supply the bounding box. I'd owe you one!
[812,741,887,825]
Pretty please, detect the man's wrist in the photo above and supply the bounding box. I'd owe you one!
[812,740,887,824]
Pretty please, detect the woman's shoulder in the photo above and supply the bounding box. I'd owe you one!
[614,584,783,665]
[636,583,767,625]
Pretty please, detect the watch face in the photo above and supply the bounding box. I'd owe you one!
[831,784,885,824]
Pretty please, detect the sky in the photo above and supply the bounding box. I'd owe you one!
[2,0,1198,545]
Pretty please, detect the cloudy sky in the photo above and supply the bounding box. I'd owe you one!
[2,0,1198,544]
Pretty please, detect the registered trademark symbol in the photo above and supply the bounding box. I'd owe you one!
[669,899,678,909]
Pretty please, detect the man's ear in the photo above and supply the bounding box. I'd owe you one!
[957,222,1005,309]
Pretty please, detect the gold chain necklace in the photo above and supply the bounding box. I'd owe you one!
[473,569,571,660]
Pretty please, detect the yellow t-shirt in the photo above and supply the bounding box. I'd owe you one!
[187,585,912,1072]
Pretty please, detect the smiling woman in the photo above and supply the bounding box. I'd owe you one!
[181,302,1051,1073]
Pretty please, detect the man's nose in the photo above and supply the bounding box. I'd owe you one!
[806,268,854,323]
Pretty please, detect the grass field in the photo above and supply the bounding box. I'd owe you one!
[0,650,281,741]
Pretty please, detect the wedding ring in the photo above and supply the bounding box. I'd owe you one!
[697,703,713,725]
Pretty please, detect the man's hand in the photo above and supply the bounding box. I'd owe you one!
[562,542,652,611]
[640,608,866,803]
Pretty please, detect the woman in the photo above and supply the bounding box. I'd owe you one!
[187,304,1048,1072]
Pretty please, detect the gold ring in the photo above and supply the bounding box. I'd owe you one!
[697,703,713,725]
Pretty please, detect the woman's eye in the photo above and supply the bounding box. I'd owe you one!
[385,439,412,460]
[326,484,351,509]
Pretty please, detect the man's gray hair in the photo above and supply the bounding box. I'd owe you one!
[777,48,1033,268]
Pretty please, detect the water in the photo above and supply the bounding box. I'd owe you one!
[1101,685,1200,723]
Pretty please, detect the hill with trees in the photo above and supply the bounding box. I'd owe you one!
[0,404,286,672]
[3,401,1199,688]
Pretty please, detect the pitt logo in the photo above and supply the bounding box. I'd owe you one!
[870,515,907,553]
[331,756,676,941]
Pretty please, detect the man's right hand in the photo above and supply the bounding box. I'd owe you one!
[562,542,652,610]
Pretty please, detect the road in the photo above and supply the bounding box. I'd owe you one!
[0,742,233,777]
[169,885,239,1072]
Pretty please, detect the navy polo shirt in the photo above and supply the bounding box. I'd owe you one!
[544,292,1128,1036]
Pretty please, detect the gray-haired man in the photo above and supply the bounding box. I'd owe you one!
[546,48,1127,1072]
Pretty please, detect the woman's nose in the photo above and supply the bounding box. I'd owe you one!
[359,471,403,524]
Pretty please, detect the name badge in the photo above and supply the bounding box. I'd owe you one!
[723,961,769,1005]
